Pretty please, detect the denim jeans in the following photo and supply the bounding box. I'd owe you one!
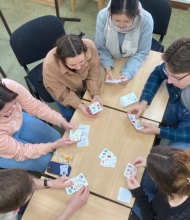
[0,112,61,172]
[164,99,190,150]
[132,170,158,220]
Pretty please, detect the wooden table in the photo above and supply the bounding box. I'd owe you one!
[22,186,130,220]
[47,101,158,208]
[83,50,169,123]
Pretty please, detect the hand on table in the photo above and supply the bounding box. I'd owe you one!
[91,95,103,107]
[61,119,77,131]
[133,156,147,168]
[138,122,160,135]
[51,138,78,150]
[78,103,97,118]
[48,175,70,189]
[128,100,148,119]
[126,176,140,190]
[118,75,129,85]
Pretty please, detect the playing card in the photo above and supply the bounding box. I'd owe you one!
[65,173,88,195]
[60,164,69,176]
[89,102,103,114]
[79,124,90,131]
[128,114,144,130]
[99,148,114,159]
[77,135,89,147]
[123,163,137,179]
[120,92,138,107]
[105,79,128,84]
[117,188,132,203]
[134,123,144,130]
[69,129,82,141]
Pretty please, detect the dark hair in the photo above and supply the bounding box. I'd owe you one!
[147,145,190,198]
[162,37,190,74]
[54,34,87,63]
[110,0,139,18]
[0,80,18,111]
[0,169,34,213]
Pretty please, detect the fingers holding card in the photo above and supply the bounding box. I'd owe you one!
[128,114,144,130]
[123,163,137,180]
[89,101,103,115]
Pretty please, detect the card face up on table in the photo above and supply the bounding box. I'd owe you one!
[77,124,90,147]
[120,92,138,107]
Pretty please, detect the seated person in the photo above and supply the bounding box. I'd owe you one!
[128,37,190,149]
[0,78,77,172]
[127,145,190,220]
[95,0,153,84]
[43,34,102,121]
[0,168,89,220]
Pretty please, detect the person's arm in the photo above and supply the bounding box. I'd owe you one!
[0,134,76,161]
[140,63,167,104]
[159,126,190,143]
[95,9,114,70]
[56,186,89,220]
[120,11,153,80]
[3,79,70,127]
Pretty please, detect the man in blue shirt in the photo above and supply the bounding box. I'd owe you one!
[128,37,190,149]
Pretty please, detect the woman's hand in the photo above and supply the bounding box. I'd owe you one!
[61,119,77,131]
[126,176,140,190]
[118,75,129,85]
[91,95,103,107]
[78,104,97,118]
[51,138,78,150]
[133,157,147,168]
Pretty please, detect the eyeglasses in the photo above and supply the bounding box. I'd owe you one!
[112,17,134,27]
[163,68,190,83]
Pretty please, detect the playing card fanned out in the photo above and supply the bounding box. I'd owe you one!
[77,124,90,147]
[89,101,103,114]
[120,92,138,107]
[128,114,144,130]
[99,148,117,168]
[69,129,82,141]
[123,163,137,180]
[65,173,88,195]
[105,78,128,84]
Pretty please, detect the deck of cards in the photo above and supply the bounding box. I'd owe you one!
[77,124,90,147]
[123,163,137,179]
[128,114,144,130]
[105,78,128,84]
[89,101,103,114]
[99,148,117,168]
[120,92,138,107]
[65,173,88,195]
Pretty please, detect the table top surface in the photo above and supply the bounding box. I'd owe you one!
[22,186,131,220]
[47,101,159,208]
[83,50,169,123]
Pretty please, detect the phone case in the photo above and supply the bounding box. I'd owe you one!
[46,161,72,177]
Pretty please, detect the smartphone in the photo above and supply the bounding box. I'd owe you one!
[46,161,72,177]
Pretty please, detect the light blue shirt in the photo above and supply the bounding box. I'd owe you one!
[95,8,153,80]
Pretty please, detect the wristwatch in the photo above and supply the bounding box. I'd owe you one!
[44,178,52,188]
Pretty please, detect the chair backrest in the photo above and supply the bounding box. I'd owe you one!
[139,0,172,36]
[10,15,65,66]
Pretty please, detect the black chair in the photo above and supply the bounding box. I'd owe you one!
[139,0,172,52]
[9,15,66,102]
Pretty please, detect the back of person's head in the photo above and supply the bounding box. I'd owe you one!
[147,145,190,198]
[0,80,18,111]
[162,37,190,74]
[110,0,139,18]
[54,34,87,63]
[0,169,34,214]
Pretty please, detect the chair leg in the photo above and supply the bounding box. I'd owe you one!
[0,9,12,37]
[54,0,80,25]
[0,66,7,78]
[71,0,76,13]
[98,0,103,11]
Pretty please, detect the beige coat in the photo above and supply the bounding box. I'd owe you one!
[43,39,102,109]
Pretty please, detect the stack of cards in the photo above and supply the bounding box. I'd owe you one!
[128,114,144,130]
[123,163,137,179]
[99,148,117,168]
[105,78,128,84]
[120,92,138,107]
[89,101,103,114]
[69,129,82,141]
[77,124,90,147]
[65,173,88,195]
